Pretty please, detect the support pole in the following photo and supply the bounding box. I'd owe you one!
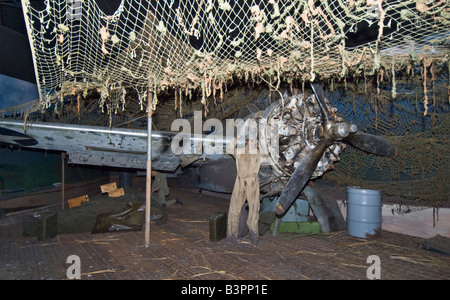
[272,217,281,237]
[61,152,66,210]
[145,89,153,248]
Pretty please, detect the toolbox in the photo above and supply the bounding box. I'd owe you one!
[209,211,227,241]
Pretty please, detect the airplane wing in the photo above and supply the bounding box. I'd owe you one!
[0,120,193,172]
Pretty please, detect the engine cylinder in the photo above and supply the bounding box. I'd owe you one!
[260,94,346,179]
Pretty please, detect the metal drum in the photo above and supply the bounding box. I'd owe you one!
[346,187,382,238]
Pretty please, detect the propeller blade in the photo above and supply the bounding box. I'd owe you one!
[275,138,332,216]
[344,132,398,157]
[303,185,347,232]
[310,81,331,122]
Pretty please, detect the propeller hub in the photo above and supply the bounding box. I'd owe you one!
[332,123,357,139]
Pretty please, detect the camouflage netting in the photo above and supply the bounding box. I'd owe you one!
[19,0,449,111]
[2,0,449,206]
[323,72,450,208]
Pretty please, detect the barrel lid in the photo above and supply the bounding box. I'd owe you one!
[346,186,380,195]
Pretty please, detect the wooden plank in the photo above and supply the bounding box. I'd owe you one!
[100,182,117,194]
[0,178,108,210]
[108,187,125,198]
[67,195,89,208]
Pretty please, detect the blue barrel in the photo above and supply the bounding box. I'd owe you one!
[346,187,382,238]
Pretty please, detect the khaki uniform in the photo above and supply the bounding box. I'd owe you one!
[152,172,176,206]
[227,139,262,243]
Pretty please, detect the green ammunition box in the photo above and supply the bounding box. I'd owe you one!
[22,210,57,240]
[209,211,227,241]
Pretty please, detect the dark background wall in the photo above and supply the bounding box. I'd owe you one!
[0,147,108,191]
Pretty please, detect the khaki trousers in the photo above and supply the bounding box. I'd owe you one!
[157,190,176,207]
[227,176,260,238]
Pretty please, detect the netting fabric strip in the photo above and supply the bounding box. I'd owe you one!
[22,0,449,110]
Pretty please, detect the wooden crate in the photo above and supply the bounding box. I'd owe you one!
[108,187,125,198]
[100,182,117,194]
[68,195,89,208]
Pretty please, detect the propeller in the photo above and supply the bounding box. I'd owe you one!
[343,131,397,157]
[275,81,398,216]
[275,138,332,215]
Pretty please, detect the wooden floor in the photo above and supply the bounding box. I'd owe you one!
[1,181,449,280]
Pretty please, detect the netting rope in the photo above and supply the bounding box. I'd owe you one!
[21,0,449,113]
